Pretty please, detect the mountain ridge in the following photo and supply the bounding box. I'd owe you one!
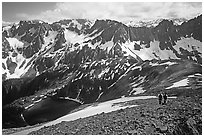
[2,15,202,130]
[2,15,202,80]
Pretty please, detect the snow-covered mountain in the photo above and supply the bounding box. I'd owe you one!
[2,16,201,80]
[125,18,188,27]
[2,15,202,128]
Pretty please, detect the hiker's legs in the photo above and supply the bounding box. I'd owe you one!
[164,99,167,104]
[159,99,162,104]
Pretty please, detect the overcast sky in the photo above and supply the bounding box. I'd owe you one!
[2,2,202,23]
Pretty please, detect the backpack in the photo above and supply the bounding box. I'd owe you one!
[158,94,162,99]
[164,94,167,99]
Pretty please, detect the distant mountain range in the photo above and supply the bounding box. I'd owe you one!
[2,15,202,128]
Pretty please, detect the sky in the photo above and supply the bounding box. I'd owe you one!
[2,2,202,23]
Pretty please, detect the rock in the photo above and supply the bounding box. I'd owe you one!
[141,113,145,117]
[127,130,137,135]
[159,126,168,133]
[186,118,199,135]
[193,107,200,112]
[144,126,154,135]
[152,121,167,133]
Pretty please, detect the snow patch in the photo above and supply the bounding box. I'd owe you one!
[131,65,142,71]
[41,31,58,51]
[98,67,110,78]
[159,61,177,66]
[25,104,34,109]
[99,41,114,52]
[188,73,202,78]
[133,41,179,60]
[3,26,12,31]
[149,61,177,67]
[121,41,138,59]
[64,29,85,44]
[6,37,24,51]
[166,78,189,89]
[71,20,82,30]
[58,97,83,104]
[85,29,103,41]
[174,37,202,54]
[96,92,103,101]
[2,53,32,79]
[132,87,145,95]
[125,19,162,27]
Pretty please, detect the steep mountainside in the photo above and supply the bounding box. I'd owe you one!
[2,15,201,80]
[2,15,202,129]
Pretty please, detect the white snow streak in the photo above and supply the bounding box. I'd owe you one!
[166,78,189,89]
[132,87,145,95]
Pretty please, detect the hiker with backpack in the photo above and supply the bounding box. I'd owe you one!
[158,92,168,105]
[163,92,168,105]
[158,93,163,105]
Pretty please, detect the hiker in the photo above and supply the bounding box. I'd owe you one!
[163,93,168,105]
[158,93,163,105]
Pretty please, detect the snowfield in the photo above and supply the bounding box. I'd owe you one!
[13,96,160,135]
[6,37,24,50]
[174,37,202,54]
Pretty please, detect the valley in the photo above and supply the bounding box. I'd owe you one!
[2,13,202,135]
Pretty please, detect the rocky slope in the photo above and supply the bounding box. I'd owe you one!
[2,15,202,132]
[29,88,203,135]
[3,87,201,135]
